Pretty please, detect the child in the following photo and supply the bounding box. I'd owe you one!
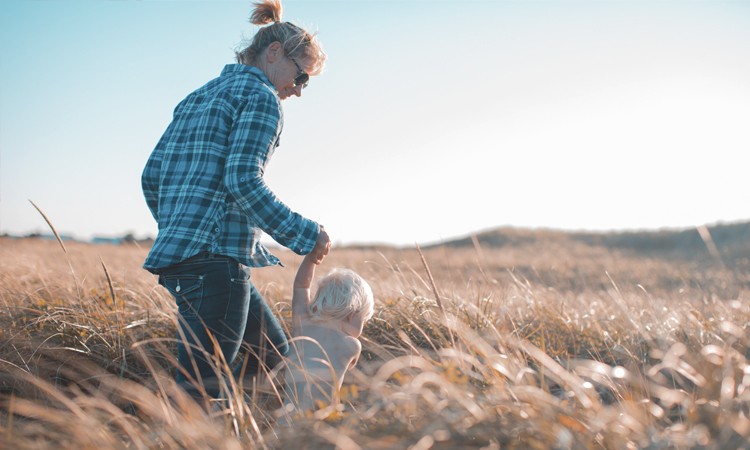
[283,252,374,412]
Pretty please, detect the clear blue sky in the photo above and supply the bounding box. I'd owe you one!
[1,0,749,246]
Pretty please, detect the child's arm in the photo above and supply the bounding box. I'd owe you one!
[292,227,330,326]
[292,253,318,328]
[294,252,318,290]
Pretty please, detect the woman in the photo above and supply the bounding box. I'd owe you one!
[141,0,330,400]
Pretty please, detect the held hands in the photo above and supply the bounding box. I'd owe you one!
[294,227,329,290]
[308,226,331,264]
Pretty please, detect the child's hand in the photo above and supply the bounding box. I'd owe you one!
[309,227,331,264]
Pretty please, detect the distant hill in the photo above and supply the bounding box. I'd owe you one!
[431,221,750,267]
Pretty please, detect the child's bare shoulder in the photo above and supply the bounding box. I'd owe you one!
[344,335,360,349]
[341,335,361,357]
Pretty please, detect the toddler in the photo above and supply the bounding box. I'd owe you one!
[283,253,374,412]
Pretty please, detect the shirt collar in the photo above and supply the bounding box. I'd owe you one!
[221,64,276,92]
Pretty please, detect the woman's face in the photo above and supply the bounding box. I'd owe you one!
[263,43,310,100]
[276,55,309,100]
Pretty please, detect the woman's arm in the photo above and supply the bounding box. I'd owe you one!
[141,137,167,222]
[224,91,319,255]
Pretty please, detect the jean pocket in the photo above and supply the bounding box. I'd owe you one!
[161,274,204,319]
[228,260,251,284]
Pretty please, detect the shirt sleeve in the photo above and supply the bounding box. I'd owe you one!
[224,92,319,255]
[141,142,164,222]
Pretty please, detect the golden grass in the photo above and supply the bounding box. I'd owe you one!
[1,236,750,449]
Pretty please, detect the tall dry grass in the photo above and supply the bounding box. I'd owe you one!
[1,235,750,449]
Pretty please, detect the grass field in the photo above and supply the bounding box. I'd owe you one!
[1,228,749,449]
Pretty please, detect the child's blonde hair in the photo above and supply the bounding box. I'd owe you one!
[309,269,374,322]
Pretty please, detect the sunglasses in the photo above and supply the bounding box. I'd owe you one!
[288,56,310,88]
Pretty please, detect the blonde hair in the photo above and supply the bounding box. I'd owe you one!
[236,0,326,76]
[309,269,374,322]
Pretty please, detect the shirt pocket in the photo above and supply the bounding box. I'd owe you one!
[160,274,205,319]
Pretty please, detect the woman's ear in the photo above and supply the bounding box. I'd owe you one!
[265,41,283,63]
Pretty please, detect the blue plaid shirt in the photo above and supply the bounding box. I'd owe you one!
[142,64,319,271]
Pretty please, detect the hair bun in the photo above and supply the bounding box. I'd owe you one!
[250,0,283,25]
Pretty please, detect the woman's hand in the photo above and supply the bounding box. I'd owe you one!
[309,226,331,264]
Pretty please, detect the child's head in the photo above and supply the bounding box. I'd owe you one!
[309,269,374,336]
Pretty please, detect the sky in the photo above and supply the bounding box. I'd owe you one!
[1,0,749,247]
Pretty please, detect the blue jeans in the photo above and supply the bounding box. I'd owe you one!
[157,253,289,398]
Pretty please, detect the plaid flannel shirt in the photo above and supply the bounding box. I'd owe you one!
[142,64,319,271]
